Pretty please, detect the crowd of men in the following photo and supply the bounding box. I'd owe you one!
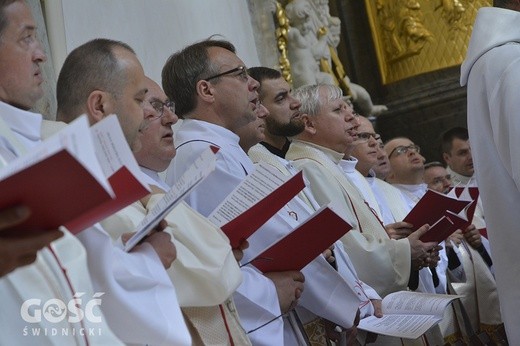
[0,0,518,345]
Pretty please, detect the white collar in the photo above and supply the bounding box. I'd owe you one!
[339,156,358,173]
[181,119,241,147]
[0,101,43,145]
[393,183,427,198]
[139,166,170,191]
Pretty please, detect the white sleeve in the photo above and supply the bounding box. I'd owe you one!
[299,256,360,328]
[233,266,284,346]
[76,224,191,346]
[490,57,520,192]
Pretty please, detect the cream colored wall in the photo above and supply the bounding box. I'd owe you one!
[44,0,261,86]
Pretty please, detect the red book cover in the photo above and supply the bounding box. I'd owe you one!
[0,150,112,235]
[453,187,479,200]
[221,171,306,248]
[64,166,149,233]
[251,207,352,273]
[403,190,470,228]
[420,216,457,243]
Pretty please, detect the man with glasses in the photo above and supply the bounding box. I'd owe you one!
[350,116,411,238]
[100,77,249,345]
[384,138,425,203]
[423,162,452,194]
[163,39,305,346]
[286,84,436,305]
[133,77,177,189]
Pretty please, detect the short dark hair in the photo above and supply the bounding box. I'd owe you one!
[247,67,282,98]
[440,127,468,154]
[161,39,235,117]
[424,161,445,170]
[0,0,19,40]
[56,38,135,122]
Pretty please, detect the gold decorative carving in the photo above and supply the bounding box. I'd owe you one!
[274,1,293,85]
[274,0,387,116]
[365,0,491,84]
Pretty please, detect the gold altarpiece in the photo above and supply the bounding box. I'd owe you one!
[365,0,491,85]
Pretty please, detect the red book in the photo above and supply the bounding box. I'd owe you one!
[65,166,149,233]
[0,150,114,235]
[403,189,470,228]
[220,171,306,248]
[0,115,150,235]
[250,206,352,273]
[420,216,460,243]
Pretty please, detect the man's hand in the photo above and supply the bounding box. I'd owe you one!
[371,299,383,318]
[265,270,305,313]
[232,239,249,262]
[385,221,413,240]
[322,245,336,264]
[144,232,176,269]
[123,222,176,269]
[427,244,442,268]
[407,224,438,270]
[0,206,63,277]
[463,224,482,249]
[447,230,464,248]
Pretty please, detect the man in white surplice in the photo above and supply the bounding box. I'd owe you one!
[384,137,450,295]
[423,162,504,341]
[286,84,438,299]
[54,39,193,345]
[0,3,191,345]
[163,39,305,345]
[0,1,65,281]
[101,77,250,345]
[460,2,520,336]
[241,67,382,345]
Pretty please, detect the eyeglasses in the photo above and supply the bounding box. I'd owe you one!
[430,175,451,185]
[356,132,381,143]
[388,144,420,158]
[147,100,175,120]
[205,65,249,82]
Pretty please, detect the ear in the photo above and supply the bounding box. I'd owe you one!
[301,114,317,135]
[195,79,215,104]
[442,152,450,164]
[86,90,111,123]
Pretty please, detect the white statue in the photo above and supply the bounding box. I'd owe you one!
[284,0,388,116]
[285,0,335,87]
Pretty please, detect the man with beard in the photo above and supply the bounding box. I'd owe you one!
[246,67,304,158]
[245,67,383,345]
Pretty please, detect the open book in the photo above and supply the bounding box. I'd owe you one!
[249,204,352,272]
[124,146,218,251]
[208,163,306,248]
[208,163,352,271]
[403,189,470,228]
[358,291,461,339]
[0,115,150,235]
[402,189,475,243]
